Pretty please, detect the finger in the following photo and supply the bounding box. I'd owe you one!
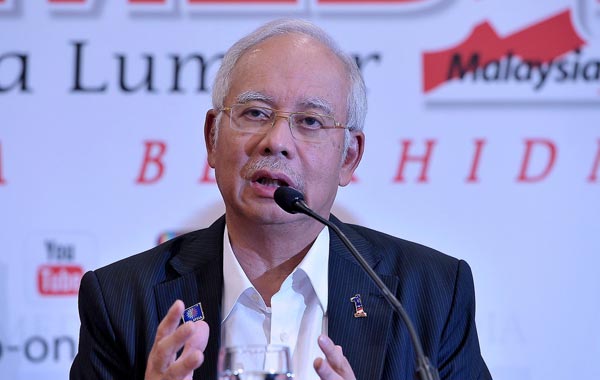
[155,321,200,362]
[155,300,185,343]
[147,321,208,379]
[162,321,210,379]
[317,335,344,370]
[171,320,209,359]
[167,347,204,379]
[314,356,342,380]
[188,320,209,352]
[317,335,355,379]
[147,301,187,373]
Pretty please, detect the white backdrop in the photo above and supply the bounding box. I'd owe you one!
[1,0,599,379]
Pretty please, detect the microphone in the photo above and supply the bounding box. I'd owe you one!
[274,186,440,380]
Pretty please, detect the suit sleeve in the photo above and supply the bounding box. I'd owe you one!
[70,271,131,380]
[437,260,492,380]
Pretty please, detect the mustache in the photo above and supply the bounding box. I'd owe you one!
[241,157,305,192]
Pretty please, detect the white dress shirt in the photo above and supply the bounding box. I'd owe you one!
[221,225,329,380]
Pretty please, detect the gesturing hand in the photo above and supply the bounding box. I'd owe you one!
[313,335,357,380]
[145,300,209,380]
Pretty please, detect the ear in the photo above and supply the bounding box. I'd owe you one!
[204,109,218,168]
[339,131,365,186]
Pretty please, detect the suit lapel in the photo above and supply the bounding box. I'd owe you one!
[150,215,397,379]
[327,216,398,380]
[154,216,226,380]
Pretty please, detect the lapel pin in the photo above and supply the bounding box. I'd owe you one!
[182,302,205,323]
[350,294,367,318]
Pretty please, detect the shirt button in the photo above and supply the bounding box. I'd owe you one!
[280,332,289,342]
[251,294,260,302]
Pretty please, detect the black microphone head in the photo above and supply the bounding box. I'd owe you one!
[274,186,305,214]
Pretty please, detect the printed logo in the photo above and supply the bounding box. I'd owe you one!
[182,302,205,322]
[37,265,83,296]
[422,9,600,101]
[24,234,95,299]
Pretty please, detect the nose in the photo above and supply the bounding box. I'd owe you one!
[258,114,295,158]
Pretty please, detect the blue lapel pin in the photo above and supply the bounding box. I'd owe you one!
[350,294,367,318]
[182,302,205,323]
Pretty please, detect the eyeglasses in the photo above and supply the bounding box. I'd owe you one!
[220,103,347,143]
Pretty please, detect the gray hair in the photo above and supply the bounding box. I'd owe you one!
[211,18,367,136]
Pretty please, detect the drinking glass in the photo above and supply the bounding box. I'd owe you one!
[218,345,294,380]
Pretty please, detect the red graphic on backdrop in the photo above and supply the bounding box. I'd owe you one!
[423,9,586,93]
[517,139,557,182]
[393,139,436,183]
[37,265,83,296]
[589,140,600,183]
[136,140,167,184]
[387,138,600,184]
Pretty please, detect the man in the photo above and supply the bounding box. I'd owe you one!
[71,19,492,380]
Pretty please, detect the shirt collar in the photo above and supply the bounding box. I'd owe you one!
[221,224,330,322]
[222,224,255,322]
[295,226,329,314]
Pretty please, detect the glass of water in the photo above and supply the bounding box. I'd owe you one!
[218,345,294,380]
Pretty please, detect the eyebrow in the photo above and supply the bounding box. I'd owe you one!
[235,91,335,116]
[299,97,334,116]
[236,91,274,105]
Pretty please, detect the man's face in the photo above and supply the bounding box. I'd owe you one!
[205,33,364,225]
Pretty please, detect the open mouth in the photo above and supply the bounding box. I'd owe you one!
[256,177,289,187]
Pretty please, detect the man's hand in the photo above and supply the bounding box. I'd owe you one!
[145,300,209,380]
[313,335,356,380]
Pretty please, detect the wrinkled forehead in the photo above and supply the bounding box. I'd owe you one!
[226,33,350,118]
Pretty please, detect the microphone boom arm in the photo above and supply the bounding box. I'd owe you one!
[291,198,440,380]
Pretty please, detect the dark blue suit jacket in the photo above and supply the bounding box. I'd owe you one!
[70,215,491,379]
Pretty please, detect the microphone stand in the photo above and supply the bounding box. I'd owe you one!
[276,188,440,380]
